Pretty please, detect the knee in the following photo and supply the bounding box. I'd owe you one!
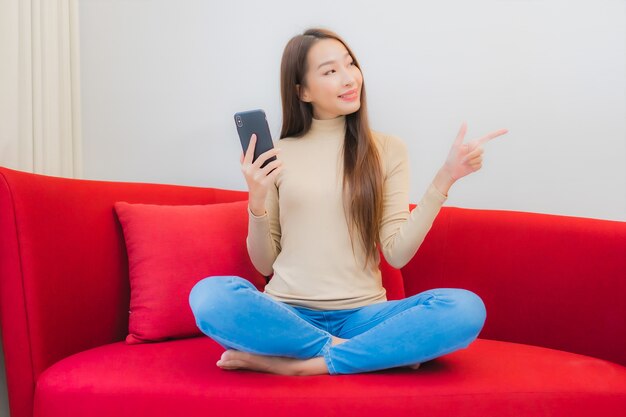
[188,275,249,316]
[451,289,487,337]
[463,290,487,334]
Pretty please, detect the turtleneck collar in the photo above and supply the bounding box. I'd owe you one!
[309,114,346,136]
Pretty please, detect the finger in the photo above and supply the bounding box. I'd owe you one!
[240,151,244,164]
[476,128,509,147]
[252,147,281,169]
[453,121,468,147]
[259,158,282,177]
[243,134,257,164]
[468,157,483,166]
[266,165,283,181]
[462,147,483,162]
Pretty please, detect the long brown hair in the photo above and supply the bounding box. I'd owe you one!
[279,28,384,270]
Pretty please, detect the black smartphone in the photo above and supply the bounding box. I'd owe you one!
[234,109,277,169]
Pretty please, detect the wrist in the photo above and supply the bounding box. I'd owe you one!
[433,167,455,197]
[248,198,267,217]
[249,206,267,217]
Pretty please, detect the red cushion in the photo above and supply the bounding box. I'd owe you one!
[34,337,626,416]
[114,200,266,344]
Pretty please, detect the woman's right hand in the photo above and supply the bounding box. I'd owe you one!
[240,134,283,209]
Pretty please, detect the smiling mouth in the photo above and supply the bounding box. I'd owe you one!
[338,89,358,99]
[339,91,359,101]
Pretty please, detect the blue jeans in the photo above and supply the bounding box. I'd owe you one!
[188,275,487,375]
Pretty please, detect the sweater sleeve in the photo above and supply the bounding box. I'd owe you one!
[246,180,282,276]
[379,135,448,269]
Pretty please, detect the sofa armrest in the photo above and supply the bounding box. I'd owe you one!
[0,166,249,417]
[401,205,626,367]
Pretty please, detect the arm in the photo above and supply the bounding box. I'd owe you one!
[246,180,281,276]
[379,135,449,269]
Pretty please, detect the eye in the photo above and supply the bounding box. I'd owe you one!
[324,62,355,75]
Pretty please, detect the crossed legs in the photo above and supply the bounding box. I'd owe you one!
[189,276,485,376]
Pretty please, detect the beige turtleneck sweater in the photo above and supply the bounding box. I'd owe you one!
[246,115,448,310]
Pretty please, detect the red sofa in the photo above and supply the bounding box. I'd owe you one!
[1,165,625,417]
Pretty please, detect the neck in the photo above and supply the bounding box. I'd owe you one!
[309,114,346,136]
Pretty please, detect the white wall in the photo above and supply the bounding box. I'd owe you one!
[1,1,624,415]
[78,0,626,222]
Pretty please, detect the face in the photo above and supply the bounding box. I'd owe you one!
[297,38,363,120]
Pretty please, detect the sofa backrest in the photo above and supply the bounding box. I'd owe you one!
[400,204,626,369]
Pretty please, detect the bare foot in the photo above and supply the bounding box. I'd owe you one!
[217,350,333,376]
[216,336,349,376]
[216,350,308,375]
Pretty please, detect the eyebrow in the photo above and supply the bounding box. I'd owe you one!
[317,53,351,70]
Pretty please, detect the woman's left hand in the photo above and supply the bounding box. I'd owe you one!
[443,122,509,182]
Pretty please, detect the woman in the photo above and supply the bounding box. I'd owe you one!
[189,28,508,376]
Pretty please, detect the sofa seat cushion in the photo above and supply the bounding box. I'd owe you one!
[34,337,626,417]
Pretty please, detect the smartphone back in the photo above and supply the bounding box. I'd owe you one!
[234,109,276,169]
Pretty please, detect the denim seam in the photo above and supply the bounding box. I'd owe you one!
[321,311,333,334]
[307,311,337,374]
[322,342,337,375]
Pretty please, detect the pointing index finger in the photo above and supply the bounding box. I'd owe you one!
[476,129,509,146]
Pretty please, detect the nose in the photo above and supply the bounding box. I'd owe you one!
[341,69,356,87]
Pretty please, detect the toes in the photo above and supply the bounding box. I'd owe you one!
[217,359,243,368]
[221,349,242,361]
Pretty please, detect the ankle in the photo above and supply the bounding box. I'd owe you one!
[296,356,329,376]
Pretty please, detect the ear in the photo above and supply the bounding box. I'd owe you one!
[296,84,310,102]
